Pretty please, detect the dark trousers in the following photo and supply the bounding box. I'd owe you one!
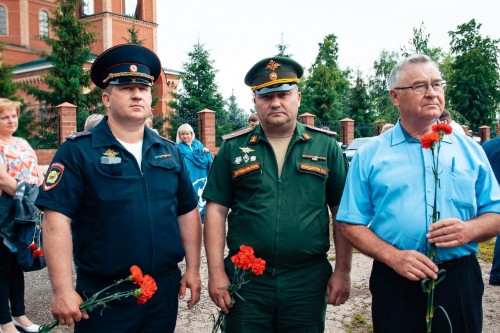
[370,255,483,333]
[490,235,500,284]
[0,241,26,324]
[224,258,332,333]
[75,267,181,333]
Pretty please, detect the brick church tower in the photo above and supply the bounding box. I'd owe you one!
[0,0,177,117]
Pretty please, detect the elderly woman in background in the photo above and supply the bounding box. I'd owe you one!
[0,98,40,333]
[176,123,213,223]
[84,113,104,131]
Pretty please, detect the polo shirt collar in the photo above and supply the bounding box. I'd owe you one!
[391,119,452,146]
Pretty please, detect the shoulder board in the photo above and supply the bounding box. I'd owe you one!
[66,131,91,140]
[222,127,253,141]
[158,135,176,145]
[305,125,337,136]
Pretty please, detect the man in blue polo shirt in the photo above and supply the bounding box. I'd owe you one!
[337,54,500,333]
[35,44,202,332]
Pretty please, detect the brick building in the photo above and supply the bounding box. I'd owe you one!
[0,0,178,118]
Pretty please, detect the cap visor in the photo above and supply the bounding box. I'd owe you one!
[256,83,296,95]
[108,77,152,86]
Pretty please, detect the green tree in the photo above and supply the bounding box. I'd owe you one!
[123,24,145,45]
[300,34,351,123]
[24,0,101,121]
[275,33,293,58]
[401,22,452,81]
[226,90,247,130]
[368,50,399,123]
[401,22,443,61]
[168,42,228,141]
[347,71,375,137]
[447,19,500,130]
[0,50,38,142]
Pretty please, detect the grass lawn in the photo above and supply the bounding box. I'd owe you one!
[478,238,496,262]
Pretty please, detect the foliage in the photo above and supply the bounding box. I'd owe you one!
[24,0,100,110]
[0,52,40,143]
[478,238,496,263]
[401,22,444,62]
[447,19,500,131]
[275,33,293,58]
[22,0,102,143]
[168,42,229,141]
[300,34,351,123]
[123,24,145,45]
[368,50,399,123]
[347,71,375,137]
[226,90,248,131]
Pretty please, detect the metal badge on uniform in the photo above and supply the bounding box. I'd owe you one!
[239,147,256,164]
[302,154,326,161]
[43,162,65,191]
[100,149,121,164]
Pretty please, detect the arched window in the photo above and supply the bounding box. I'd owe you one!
[124,0,138,19]
[0,5,7,35]
[82,0,94,16]
[39,10,49,37]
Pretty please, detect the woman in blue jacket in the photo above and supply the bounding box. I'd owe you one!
[176,124,213,223]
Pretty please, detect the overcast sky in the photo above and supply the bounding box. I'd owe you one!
[156,0,499,113]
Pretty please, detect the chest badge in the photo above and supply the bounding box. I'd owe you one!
[238,147,256,164]
[103,149,119,157]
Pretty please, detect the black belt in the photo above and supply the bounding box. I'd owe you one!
[436,254,475,271]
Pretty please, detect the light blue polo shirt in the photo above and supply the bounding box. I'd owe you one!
[337,120,500,262]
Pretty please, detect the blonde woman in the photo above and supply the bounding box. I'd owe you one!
[176,124,213,223]
[0,98,40,333]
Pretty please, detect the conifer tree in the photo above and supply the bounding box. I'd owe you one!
[168,42,228,141]
[24,0,100,113]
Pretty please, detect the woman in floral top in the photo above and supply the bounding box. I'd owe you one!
[0,98,40,333]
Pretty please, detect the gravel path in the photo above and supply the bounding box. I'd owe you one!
[24,251,499,332]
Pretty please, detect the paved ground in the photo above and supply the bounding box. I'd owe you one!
[24,247,500,332]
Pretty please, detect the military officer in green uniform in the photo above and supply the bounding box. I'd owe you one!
[203,56,352,332]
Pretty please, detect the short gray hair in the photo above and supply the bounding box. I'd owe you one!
[387,54,440,89]
[84,114,104,131]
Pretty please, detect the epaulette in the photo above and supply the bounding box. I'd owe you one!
[159,136,176,145]
[222,127,253,141]
[66,131,91,140]
[305,125,338,136]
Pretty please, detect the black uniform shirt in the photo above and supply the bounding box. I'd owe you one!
[35,117,197,278]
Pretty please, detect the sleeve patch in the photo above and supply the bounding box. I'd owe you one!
[43,162,65,191]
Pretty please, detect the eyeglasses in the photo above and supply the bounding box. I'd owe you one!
[393,81,447,94]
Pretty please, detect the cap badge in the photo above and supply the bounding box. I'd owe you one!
[129,64,138,72]
[266,60,280,82]
[265,60,281,71]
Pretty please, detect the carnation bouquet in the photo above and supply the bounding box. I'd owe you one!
[38,265,157,332]
[212,245,266,333]
[420,123,453,333]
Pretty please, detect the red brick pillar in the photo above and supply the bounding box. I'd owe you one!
[56,102,77,145]
[198,109,216,153]
[299,113,315,127]
[340,118,355,146]
[479,126,490,143]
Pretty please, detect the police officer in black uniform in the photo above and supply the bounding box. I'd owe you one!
[35,44,202,333]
